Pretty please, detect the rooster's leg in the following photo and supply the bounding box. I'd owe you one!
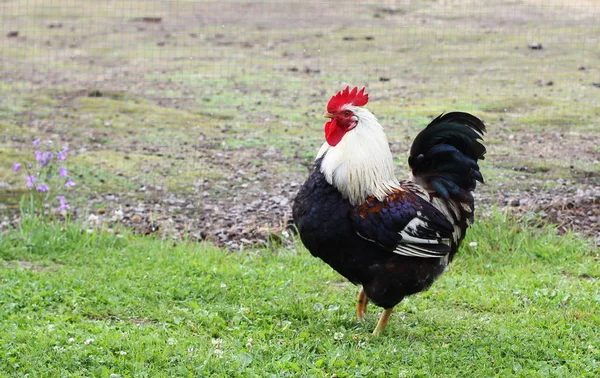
[372,308,393,336]
[356,287,369,320]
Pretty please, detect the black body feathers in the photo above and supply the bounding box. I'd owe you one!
[293,167,450,308]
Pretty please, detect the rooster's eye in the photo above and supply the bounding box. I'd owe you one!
[344,111,351,117]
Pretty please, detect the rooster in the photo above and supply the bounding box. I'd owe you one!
[292,87,486,335]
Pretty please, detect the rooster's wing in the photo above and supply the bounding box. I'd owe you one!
[351,184,454,258]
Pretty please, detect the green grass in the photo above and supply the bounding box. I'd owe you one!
[1,212,598,377]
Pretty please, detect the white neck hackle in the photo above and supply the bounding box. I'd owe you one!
[317,106,399,205]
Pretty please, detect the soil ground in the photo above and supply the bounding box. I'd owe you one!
[1,0,598,247]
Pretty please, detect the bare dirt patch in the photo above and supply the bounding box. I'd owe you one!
[1,0,598,248]
[3,260,61,272]
[504,184,600,244]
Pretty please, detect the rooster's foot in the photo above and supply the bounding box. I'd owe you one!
[356,287,369,320]
[372,308,393,336]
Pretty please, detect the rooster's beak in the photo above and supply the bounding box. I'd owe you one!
[323,112,333,119]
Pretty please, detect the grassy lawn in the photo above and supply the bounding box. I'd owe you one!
[1,1,599,377]
[1,212,598,377]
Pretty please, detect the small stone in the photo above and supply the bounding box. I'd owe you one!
[528,42,543,50]
[264,147,278,156]
[131,214,142,223]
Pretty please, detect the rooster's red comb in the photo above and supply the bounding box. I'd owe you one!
[327,86,369,113]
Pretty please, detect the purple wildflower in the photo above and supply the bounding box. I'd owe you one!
[35,151,54,167]
[65,179,76,188]
[62,145,69,152]
[57,196,70,211]
[57,150,67,161]
[59,167,68,177]
[26,175,37,188]
[33,139,40,146]
[12,163,21,172]
[36,183,49,192]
